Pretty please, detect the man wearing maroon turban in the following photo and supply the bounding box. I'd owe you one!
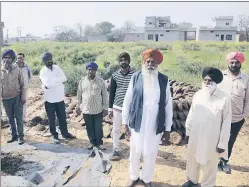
[122,49,173,187]
[218,51,249,174]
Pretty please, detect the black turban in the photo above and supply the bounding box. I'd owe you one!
[202,67,223,84]
[117,52,130,62]
[42,52,53,63]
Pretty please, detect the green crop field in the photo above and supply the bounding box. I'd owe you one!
[2,41,249,94]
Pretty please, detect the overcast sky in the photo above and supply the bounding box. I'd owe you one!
[1,2,249,38]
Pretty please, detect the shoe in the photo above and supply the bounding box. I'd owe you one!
[88,143,95,150]
[141,181,155,187]
[18,137,24,145]
[126,178,140,187]
[96,145,106,151]
[220,160,231,174]
[7,136,18,143]
[53,136,60,144]
[182,180,198,187]
[110,150,121,161]
[62,133,76,139]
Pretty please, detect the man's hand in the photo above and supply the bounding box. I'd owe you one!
[161,131,170,146]
[108,111,113,119]
[124,124,131,139]
[216,147,225,153]
[21,99,26,105]
[76,107,81,116]
[103,110,108,117]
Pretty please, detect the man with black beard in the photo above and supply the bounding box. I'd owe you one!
[40,52,76,144]
[218,52,249,174]
[122,49,173,187]
[108,52,135,161]
[1,49,27,145]
[182,67,231,187]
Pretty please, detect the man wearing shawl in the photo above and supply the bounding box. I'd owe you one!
[218,52,249,174]
[39,52,76,144]
[1,49,27,145]
[122,49,173,187]
[108,52,135,161]
[76,62,108,151]
[182,67,231,187]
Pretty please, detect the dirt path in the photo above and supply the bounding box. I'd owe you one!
[1,77,249,187]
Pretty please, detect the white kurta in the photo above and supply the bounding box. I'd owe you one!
[186,88,232,164]
[39,65,67,103]
[122,73,173,182]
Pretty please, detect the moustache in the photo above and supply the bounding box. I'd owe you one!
[229,66,241,72]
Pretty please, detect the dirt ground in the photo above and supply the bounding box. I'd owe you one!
[1,77,249,187]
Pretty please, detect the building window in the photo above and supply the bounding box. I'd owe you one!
[210,31,214,33]
[226,34,232,40]
[226,23,229,25]
[160,34,164,36]
[159,23,165,27]
[166,30,170,32]
[216,34,219,37]
[149,22,152,25]
[148,34,153,40]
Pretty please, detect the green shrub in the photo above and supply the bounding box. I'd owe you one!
[100,64,120,80]
[176,56,203,75]
[63,65,86,95]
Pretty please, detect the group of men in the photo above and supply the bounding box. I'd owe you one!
[1,48,248,187]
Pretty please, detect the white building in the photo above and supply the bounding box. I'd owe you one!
[144,16,180,41]
[4,34,44,45]
[123,27,145,42]
[124,16,196,42]
[197,16,237,42]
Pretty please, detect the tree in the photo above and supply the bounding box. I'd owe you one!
[123,20,136,33]
[52,26,79,42]
[76,22,84,41]
[237,14,249,42]
[178,22,193,29]
[95,21,115,35]
[107,28,126,42]
[82,25,97,39]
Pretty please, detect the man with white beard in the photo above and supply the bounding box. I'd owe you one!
[122,49,173,187]
[182,67,232,187]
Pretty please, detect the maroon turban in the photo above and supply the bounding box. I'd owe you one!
[142,49,163,64]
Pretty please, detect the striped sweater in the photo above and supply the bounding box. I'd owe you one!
[108,67,136,111]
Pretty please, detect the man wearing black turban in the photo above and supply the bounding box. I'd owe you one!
[182,67,231,187]
[202,67,223,84]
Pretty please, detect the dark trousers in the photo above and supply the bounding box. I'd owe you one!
[83,112,103,146]
[44,101,68,138]
[3,95,24,138]
[224,119,245,162]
